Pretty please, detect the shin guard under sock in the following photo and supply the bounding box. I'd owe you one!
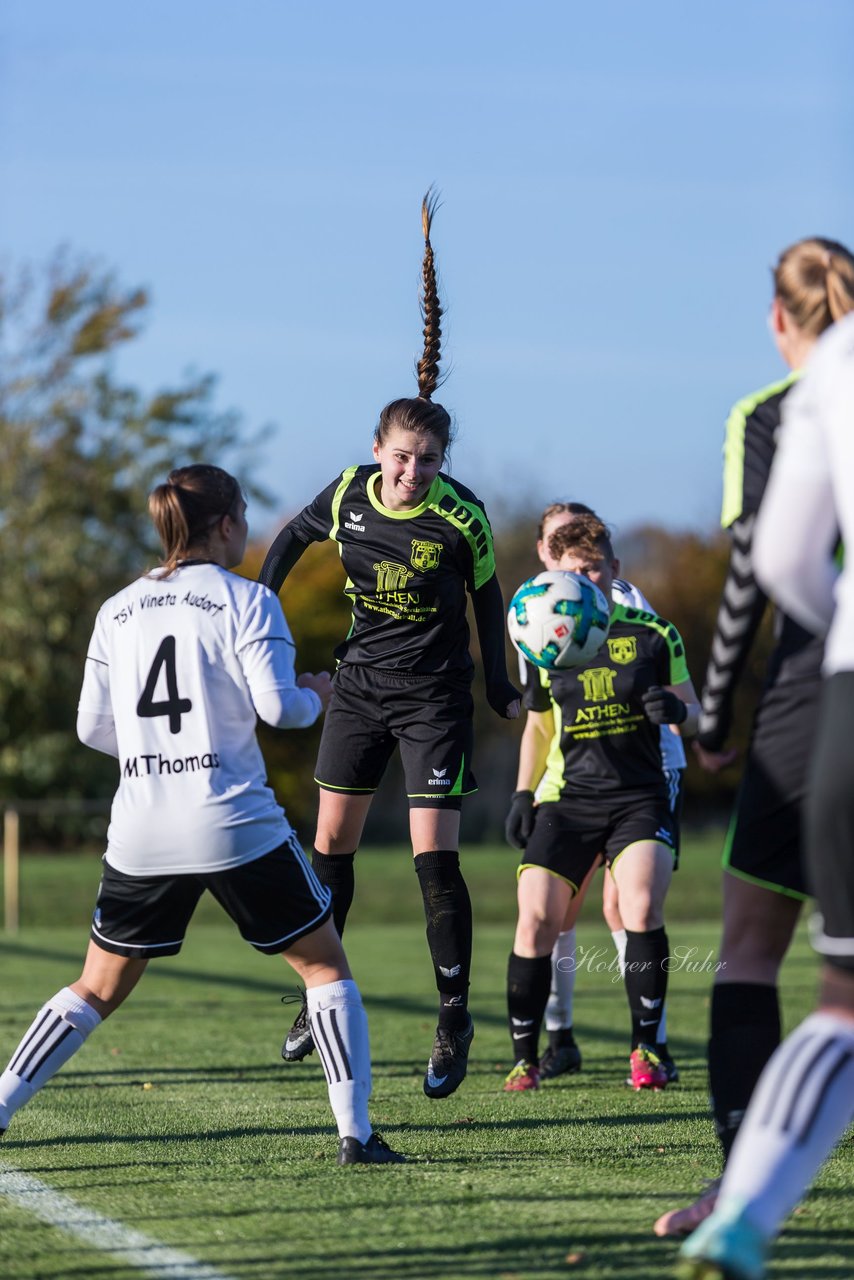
[709,981,781,1161]
[311,850,356,938]
[414,850,472,1032]
[506,952,552,1065]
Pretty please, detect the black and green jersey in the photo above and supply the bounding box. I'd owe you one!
[523,606,690,800]
[260,465,497,676]
[698,374,823,751]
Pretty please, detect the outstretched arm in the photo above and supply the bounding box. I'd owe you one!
[258,523,311,595]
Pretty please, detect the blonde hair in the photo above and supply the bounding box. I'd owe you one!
[773,237,854,337]
[148,464,243,574]
[537,501,595,541]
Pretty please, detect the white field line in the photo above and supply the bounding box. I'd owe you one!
[0,1164,237,1280]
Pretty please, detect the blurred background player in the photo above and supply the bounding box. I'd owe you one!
[505,502,685,1082]
[260,192,519,1101]
[0,465,403,1165]
[503,515,698,1092]
[679,301,854,1280]
[655,236,854,1236]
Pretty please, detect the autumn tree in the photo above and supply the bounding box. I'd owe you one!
[0,253,268,832]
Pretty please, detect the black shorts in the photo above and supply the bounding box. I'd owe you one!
[806,672,854,975]
[723,677,822,900]
[314,664,476,810]
[90,836,332,959]
[520,791,677,892]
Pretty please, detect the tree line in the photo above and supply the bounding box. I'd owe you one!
[0,257,770,847]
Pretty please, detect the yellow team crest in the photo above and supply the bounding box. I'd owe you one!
[607,636,637,665]
[410,538,442,572]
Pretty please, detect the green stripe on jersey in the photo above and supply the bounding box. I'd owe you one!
[329,466,360,553]
[610,604,690,684]
[720,372,800,530]
[428,478,496,590]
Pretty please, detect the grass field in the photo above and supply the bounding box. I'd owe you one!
[0,840,851,1279]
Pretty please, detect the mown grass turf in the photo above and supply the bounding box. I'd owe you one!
[12,833,727,929]
[0,848,851,1279]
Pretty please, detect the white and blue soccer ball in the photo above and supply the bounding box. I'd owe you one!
[507,570,611,670]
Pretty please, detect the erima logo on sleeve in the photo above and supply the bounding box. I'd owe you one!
[344,511,365,532]
[429,767,451,787]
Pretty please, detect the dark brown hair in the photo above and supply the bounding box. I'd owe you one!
[148,464,243,573]
[773,237,854,336]
[375,189,455,457]
[548,513,614,565]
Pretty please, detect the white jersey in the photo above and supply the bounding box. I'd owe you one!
[77,562,322,875]
[754,312,854,675]
[517,575,687,773]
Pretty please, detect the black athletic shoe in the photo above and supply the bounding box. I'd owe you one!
[337,1132,406,1165]
[281,990,314,1062]
[658,1049,680,1084]
[423,1015,474,1099]
[539,1035,582,1080]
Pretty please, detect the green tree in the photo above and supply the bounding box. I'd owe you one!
[0,253,268,830]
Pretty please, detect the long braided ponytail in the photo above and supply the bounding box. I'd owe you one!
[375,188,455,454]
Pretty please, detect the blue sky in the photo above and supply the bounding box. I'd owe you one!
[2,1,852,537]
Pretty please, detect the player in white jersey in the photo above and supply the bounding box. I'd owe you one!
[679,313,854,1279]
[0,464,403,1165]
[505,503,685,1082]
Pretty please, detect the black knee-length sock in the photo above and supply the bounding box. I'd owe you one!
[624,927,669,1049]
[414,850,472,1032]
[311,850,356,939]
[709,981,781,1161]
[506,952,552,1065]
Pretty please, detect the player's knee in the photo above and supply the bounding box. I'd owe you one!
[515,909,561,956]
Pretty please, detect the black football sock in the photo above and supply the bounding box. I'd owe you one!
[506,952,552,1065]
[709,981,781,1162]
[414,850,472,1032]
[624,927,669,1049]
[311,850,356,939]
[547,1026,577,1049]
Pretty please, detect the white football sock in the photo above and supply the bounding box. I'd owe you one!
[306,979,372,1144]
[611,927,628,977]
[545,928,576,1031]
[0,988,102,1131]
[718,1011,854,1237]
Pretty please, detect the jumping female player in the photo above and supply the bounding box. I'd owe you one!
[260,193,520,1100]
[503,514,698,1093]
[0,465,403,1164]
[655,236,854,1236]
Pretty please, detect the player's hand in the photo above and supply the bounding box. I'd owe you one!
[487,679,522,719]
[693,741,738,773]
[297,671,333,709]
[505,789,535,850]
[641,685,687,726]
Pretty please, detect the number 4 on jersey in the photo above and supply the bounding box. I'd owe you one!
[137,635,192,733]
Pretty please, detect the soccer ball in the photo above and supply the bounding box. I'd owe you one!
[507,570,611,670]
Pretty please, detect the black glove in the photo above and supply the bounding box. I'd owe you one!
[505,790,535,850]
[641,685,687,726]
[486,678,522,719]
